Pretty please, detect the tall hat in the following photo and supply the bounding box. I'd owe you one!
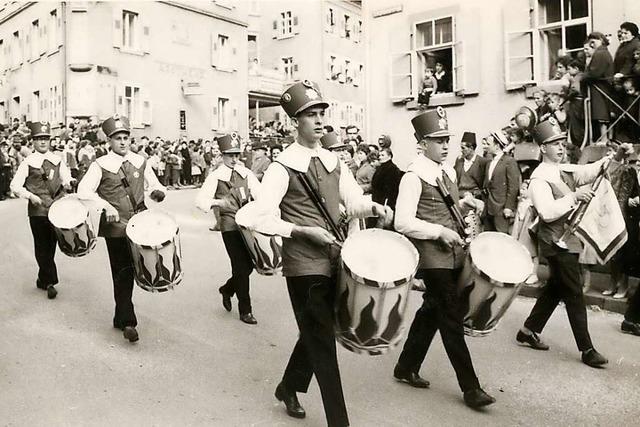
[490,129,510,148]
[101,114,130,138]
[27,121,51,138]
[532,117,566,144]
[411,107,453,140]
[252,141,269,151]
[320,132,347,150]
[280,80,329,118]
[217,134,242,154]
[514,106,538,132]
[461,131,476,146]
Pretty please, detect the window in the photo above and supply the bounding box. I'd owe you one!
[217,97,229,130]
[280,11,293,36]
[344,14,351,39]
[12,31,21,66]
[344,59,352,84]
[124,85,142,124]
[49,10,58,52]
[355,63,364,86]
[354,20,362,43]
[31,20,39,60]
[0,40,4,72]
[217,34,231,69]
[504,0,590,87]
[328,55,337,80]
[282,56,296,80]
[122,10,139,50]
[414,16,454,94]
[325,7,336,33]
[31,91,40,122]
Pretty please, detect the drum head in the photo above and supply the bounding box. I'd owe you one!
[341,229,418,284]
[469,232,533,284]
[48,196,88,229]
[127,210,178,247]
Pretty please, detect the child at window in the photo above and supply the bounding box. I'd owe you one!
[418,67,438,108]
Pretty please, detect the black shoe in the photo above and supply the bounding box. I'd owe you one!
[46,285,57,299]
[219,289,232,312]
[274,382,306,419]
[581,348,608,368]
[123,326,139,343]
[516,330,549,350]
[240,313,257,325]
[621,320,640,336]
[464,388,496,408]
[393,365,430,388]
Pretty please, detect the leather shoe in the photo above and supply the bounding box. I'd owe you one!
[581,348,608,368]
[46,285,57,299]
[240,313,257,325]
[393,365,430,388]
[464,388,496,408]
[123,326,139,343]
[275,382,306,419]
[516,330,549,350]
[621,320,640,336]
[219,287,232,312]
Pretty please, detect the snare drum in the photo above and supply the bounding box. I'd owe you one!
[336,229,419,355]
[235,202,283,275]
[126,210,183,292]
[48,196,97,257]
[458,232,534,337]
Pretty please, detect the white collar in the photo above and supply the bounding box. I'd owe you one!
[407,154,456,186]
[463,154,477,164]
[276,141,337,173]
[96,150,144,174]
[215,163,249,182]
[26,151,61,168]
[531,162,567,182]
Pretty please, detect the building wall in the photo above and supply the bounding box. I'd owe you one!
[365,0,639,169]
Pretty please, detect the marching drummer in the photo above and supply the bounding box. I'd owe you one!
[77,114,166,343]
[195,134,261,325]
[515,119,609,368]
[10,121,73,299]
[393,108,495,408]
[244,80,392,426]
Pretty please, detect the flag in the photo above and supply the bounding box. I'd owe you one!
[574,179,627,265]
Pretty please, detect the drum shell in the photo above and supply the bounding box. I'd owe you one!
[238,226,283,276]
[48,197,97,257]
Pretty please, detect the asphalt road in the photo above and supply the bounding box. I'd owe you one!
[1,189,639,426]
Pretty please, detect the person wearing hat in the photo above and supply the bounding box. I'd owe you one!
[250,141,271,181]
[481,129,521,234]
[320,133,357,176]
[244,80,392,426]
[10,121,73,299]
[393,107,494,409]
[515,118,610,368]
[195,134,261,325]
[454,131,488,201]
[77,114,166,343]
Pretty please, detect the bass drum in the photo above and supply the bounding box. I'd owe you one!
[336,229,419,355]
[458,232,534,337]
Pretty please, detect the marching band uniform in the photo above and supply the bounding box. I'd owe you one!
[516,119,608,368]
[393,109,495,408]
[247,81,387,427]
[195,134,261,324]
[10,121,72,299]
[78,115,165,342]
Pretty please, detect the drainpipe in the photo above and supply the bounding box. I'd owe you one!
[61,1,67,126]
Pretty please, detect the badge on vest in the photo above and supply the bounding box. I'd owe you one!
[133,171,140,179]
[239,187,246,201]
[48,169,55,181]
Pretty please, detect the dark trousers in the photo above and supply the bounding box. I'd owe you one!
[220,230,254,315]
[483,213,511,234]
[29,216,59,286]
[282,275,349,427]
[625,285,640,323]
[397,268,480,392]
[105,237,137,328]
[524,251,593,351]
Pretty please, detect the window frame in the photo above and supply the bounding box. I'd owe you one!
[121,9,139,52]
[217,97,230,131]
[412,14,459,94]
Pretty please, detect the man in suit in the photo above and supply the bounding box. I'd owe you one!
[454,131,488,201]
[482,130,521,233]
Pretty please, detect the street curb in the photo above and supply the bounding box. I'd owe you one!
[519,284,629,315]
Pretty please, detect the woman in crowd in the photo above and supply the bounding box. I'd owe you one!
[370,146,403,212]
[583,31,614,144]
[613,22,640,80]
[355,145,376,194]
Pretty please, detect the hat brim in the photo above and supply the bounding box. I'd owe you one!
[31,133,51,138]
[108,129,130,138]
[422,130,454,138]
[293,100,330,117]
[539,133,567,144]
[328,143,348,151]
[222,148,242,154]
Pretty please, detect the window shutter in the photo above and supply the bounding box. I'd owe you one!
[142,24,150,54]
[293,15,300,35]
[503,0,537,89]
[453,11,480,94]
[389,51,413,101]
[40,22,47,55]
[210,32,218,67]
[212,103,218,130]
[340,15,346,38]
[25,26,32,61]
[142,91,152,125]
[115,85,124,116]
[232,102,239,131]
[325,9,332,33]
[325,55,332,80]
[232,41,238,71]
[113,7,122,48]
[56,8,63,47]
[272,20,278,39]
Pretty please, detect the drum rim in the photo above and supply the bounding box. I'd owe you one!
[340,229,419,288]
[468,231,534,287]
[126,210,179,248]
[48,197,90,230]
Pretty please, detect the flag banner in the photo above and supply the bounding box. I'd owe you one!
[574,179,627,265]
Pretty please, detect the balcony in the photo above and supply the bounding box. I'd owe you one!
[249,66,285,108]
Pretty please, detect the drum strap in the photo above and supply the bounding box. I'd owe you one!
[118,163,144,213]
[294,170,346,242]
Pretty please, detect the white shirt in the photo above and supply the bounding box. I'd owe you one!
[10,151,73,199]
[528,159,605,222]
[77,150,165,209]
[463,154,477,172]
[240,141,374,237]
[394,155,458,240]
[487,151,504,181]
[195,163,260,212]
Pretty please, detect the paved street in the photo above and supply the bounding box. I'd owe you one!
[1,189,639,427]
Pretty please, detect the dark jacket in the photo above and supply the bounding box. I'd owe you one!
[370,160,403,210]
[614,37,640,76]
[483,153,521,216]
[454,155,488,199]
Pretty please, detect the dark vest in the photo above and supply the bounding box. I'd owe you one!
[410,172,466,269]
[97,159,146,238]
[24,160,63,217]
[215,170,250,232]
[278,159,342,277]
[534,171,582,256]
